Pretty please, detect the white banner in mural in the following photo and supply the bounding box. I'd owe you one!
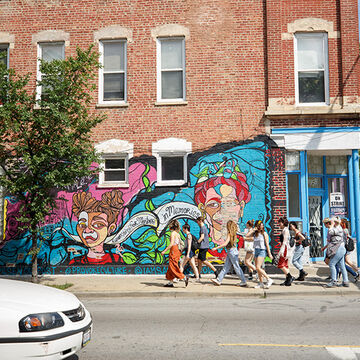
[106,202,201,244]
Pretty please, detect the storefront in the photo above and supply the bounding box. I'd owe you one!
[272,127,360,265]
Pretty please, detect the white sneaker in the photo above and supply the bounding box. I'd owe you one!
[173,278,179,283]
[265,278,273,288]
[211,278,221,286]
[255,283,264,289]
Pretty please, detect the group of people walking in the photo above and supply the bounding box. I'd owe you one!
[162,215,359,289]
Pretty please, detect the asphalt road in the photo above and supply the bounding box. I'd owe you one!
[71,296,360,360]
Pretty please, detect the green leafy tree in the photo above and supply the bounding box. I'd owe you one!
[0,46,105,282]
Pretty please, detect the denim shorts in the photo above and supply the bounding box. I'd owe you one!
[254,248,267,258]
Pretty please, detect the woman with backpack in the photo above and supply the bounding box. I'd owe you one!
[321,217,349,288]
[210,220,248,287]
[341,218,360,282]
[179,224,200,282]
[289,221,308,281]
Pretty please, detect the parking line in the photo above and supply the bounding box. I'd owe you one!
[219,343,360,348]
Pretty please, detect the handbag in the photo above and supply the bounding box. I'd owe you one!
[289,236,295,248]
[244,240,254,252]
[191,234,200,251]
[345,236,355,252]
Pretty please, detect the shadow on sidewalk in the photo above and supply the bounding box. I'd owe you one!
[141,281,170,288]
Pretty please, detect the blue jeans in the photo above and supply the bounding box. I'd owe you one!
[217,247,246,283]
[329,244,349,283]
[336,263,357,277]
[292,245,304,271]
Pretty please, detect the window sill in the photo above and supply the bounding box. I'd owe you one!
[265,105,360,116]
[97,183,130,189]
[156,180,186,187]
[96,102,129,108]
[155,101,188,106]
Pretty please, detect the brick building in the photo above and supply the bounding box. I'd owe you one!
[0,0,359,275]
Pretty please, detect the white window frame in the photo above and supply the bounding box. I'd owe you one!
[98,155,129,187]
[152,138,191,186]
[98,39,127,105]
[0,44,9,69]
[95,139,133,188]
[156,37,186,103]
[36,42,65,100]
[294,32,329,106]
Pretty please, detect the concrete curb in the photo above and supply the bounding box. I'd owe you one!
[73,288,359,299]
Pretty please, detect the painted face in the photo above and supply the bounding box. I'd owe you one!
[203,184,245,245]
[76,211,114,248]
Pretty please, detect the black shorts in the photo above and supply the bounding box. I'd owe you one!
[198,248,208,262]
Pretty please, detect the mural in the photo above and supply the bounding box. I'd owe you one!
[0,139,273,275]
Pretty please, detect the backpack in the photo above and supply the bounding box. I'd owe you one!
[191,234,200,251]
[345,236,355,252]
[301,233,310,247]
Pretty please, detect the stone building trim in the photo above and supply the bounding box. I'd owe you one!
[0,32,14,49]
[94,25,133,43]
[151,24,190,40]
[281,18,340,40]
[32,30,70,46]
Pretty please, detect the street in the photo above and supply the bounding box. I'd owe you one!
[72,296,360,360]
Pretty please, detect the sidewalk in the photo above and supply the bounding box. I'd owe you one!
[35,263,360,299]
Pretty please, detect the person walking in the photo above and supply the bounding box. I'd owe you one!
[289,221,307,281]
[278,217,294,286]
[161,220,189,288]
[322,217,349,288]
[243,220,256,280]
[245,220,273,289]
[179,224,200,282]
[340,218,360,282]
[210,220,248,287]
[196,216,219,278]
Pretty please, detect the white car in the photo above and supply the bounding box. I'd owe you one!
[0,278,92,360]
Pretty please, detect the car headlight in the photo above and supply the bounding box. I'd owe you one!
[19,312,64,332]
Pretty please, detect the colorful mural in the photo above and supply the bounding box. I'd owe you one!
[0,139,273,275]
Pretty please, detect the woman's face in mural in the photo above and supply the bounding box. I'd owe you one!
[77,211,115,248]
[202,184,245,244]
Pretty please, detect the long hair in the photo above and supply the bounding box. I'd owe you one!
[279,217,289,227]
[227,220,238,247]
[340,218,348,230]
[254,221,264,237]
[169,219,180,232]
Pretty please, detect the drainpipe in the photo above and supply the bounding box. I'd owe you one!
[352,150,360,266]
[348,155,356,236]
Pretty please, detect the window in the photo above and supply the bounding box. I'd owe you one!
[152,138,191,186]
[99,40,126,104]
[286,151,301,219]
[95,139,133,187]
[294,33,329,105]
[37,42,65,99]
[99,156,128,185]
[0,45,8,68]
[157,37,185,102]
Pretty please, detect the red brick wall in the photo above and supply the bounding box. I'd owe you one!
[266,0,360,106]
[269,147,286,250]
[0,0,268,156]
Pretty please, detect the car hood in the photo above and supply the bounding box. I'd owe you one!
[0,278,80,316]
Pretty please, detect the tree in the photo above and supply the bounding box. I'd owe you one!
[0,46,106,282]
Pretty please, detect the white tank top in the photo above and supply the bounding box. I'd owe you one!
[253,233,266,249]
